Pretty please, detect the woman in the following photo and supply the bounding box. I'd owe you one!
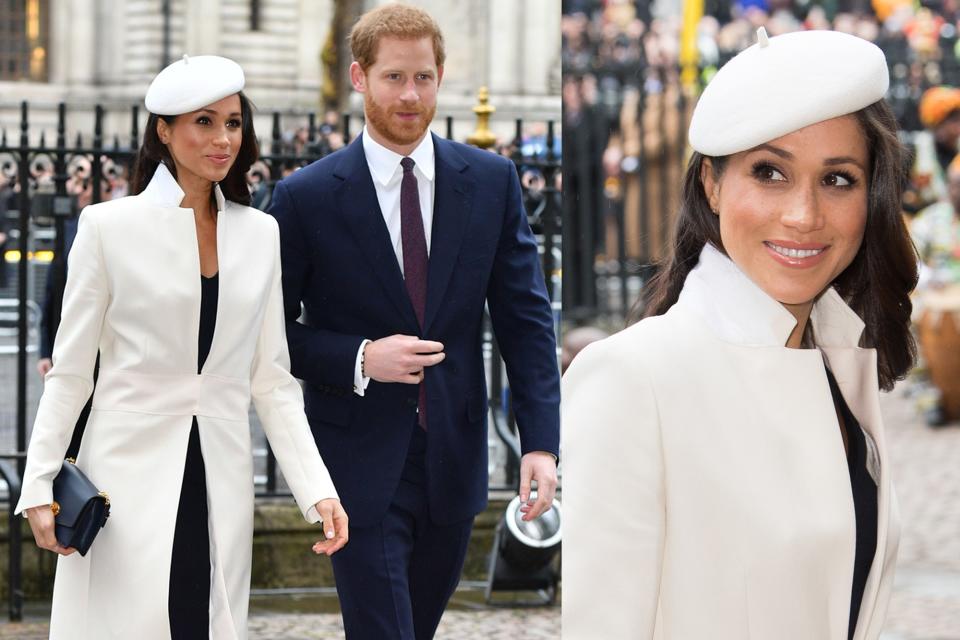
[562,29,917,640]
[16,55,348,639]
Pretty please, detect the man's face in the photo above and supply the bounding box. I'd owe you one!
[948,169,960,211]
[350,36,442,154]
[935,111,960,150]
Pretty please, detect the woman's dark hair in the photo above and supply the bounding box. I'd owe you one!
[637,100,918,391]
[131,91,258,206]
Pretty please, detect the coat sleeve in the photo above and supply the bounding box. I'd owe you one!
[268,180,365,391]
[16,208,108,514]
[250,217,339,523]
[560,337,665,639]
[485,160,561,457]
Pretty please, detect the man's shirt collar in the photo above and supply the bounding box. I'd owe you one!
[362,126,435,187]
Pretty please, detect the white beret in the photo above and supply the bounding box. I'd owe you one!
[688,28,889,156]
[145,54,245,116]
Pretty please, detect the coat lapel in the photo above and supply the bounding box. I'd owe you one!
[819,345,892,639]
[333,136,419,333]
[424,136,474,333]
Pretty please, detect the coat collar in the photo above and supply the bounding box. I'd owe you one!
[140,162,227,212]
[677,243,866,348]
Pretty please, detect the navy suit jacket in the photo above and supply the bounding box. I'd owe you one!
[269,133,560,527]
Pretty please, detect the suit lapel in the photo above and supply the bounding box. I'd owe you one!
[333,136,419,333]
[424,136,474,333]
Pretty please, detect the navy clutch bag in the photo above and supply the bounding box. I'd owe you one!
[51,459,110,556]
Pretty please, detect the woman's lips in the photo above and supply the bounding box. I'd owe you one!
[207,155,231,165]
[764,240,829,267]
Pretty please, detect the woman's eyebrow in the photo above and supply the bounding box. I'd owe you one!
[749,143,793,159]
[824,156,867,172]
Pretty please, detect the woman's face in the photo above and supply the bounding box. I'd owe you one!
[702,115,869,317]
[157,93,242,190]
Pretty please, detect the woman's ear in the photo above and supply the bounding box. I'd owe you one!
[701,158,720,215]
[156,118,171,145]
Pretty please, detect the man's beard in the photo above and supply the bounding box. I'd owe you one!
[364,93,435,149]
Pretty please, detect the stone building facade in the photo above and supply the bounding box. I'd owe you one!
[0,0,561,145]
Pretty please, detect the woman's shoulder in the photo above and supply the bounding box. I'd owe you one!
[75,195,143,227]
[565,313,689,382]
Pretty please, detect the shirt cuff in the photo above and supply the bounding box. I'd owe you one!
[527,450,559,464]
[353,339,372,397]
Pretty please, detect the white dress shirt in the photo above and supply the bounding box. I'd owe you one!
[353,127,436,395]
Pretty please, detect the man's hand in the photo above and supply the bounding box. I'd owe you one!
[363,335,444,384]
[37,358,52,378]
[311,498,349,557]
[25,505,75,556]
[518,451,558,521]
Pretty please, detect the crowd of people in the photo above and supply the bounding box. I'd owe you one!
[563,0,960,267]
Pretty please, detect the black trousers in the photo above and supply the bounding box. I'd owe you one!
[168,419,210,638]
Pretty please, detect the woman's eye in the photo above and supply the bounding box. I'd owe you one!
[227,119,242,128]
[824,172,856,188]
[196,116,210,125]
[752,162,786,182]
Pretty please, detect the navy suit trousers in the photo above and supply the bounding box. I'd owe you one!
[330,424,473,640]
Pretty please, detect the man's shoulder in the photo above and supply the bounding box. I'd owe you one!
[278,144,354,194]
[434,135,512,173]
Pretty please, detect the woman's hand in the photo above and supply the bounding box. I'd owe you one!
[311,498,348,556]
[25,505,75,556]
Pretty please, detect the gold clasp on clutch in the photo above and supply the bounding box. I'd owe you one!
[65,458,76,464]
[98,491,110,506]
[50,501,60,516]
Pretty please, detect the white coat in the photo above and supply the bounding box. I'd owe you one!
[561,244,899,640]
[15,164,338,639]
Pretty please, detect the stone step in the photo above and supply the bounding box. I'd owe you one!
[0,495,519,599]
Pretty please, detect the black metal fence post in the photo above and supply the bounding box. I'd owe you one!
[16,102,29,480]
[92,106,104,205]
[0,457,23,622]
[49,104,68,346]
[541,120,559,303]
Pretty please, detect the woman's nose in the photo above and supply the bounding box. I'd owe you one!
[779,185,824,233]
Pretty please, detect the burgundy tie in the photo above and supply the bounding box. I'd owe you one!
[400,157,428,429]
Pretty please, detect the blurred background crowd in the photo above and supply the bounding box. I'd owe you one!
[562,0,960,428]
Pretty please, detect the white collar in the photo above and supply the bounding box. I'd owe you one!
[140,163,227,212]
[362,125,435,187]
[676,243,866,348]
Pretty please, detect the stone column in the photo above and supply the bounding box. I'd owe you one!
[185,0,221,56]
[296,0,329,102]
[487,0,521,96]
[522,0,560,97]
[54,0,97,87]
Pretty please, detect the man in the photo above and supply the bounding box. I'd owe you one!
[268,5,560,639]
[907,86,960,212]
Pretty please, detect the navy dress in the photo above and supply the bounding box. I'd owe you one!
[169,273,217,638]
[825,367,878,640]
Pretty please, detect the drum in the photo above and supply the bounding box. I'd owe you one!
[917,285,960,420]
